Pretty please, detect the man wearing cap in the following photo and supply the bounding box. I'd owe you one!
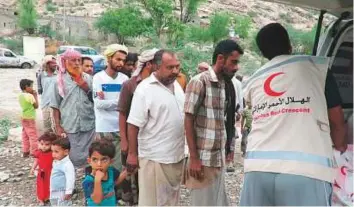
[38,55,57,132]
[117,48,158,205]
[93,44,129,171]
[50,49,95,168]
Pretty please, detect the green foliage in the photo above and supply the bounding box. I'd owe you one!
[187,25,210,44]
[0,118,11,143]
[0,38,23,54]
[138,0,174,37]
[18,0,38,35]
[233,15,252,38]
[209,12,230,45]
[166,18,187,47]
[95,7,153,43]
[176,46,211,77]
[39,25,56,38]
[180,0,206,23]
[46,2,57,12]
[187,12,231,46]
[286,24,316,55]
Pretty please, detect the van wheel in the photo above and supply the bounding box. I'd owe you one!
[21,63,31,69]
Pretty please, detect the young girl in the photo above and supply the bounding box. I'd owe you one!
[30,132,58,205]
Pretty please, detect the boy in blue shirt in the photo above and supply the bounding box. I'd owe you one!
[82,140,127,206]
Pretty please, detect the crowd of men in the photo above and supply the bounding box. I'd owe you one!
[35,22,348,206]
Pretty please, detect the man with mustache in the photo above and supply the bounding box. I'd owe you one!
[126,50,185,206]
[50,49,95,169]
[38,55,58,132]
[184,39,243,206]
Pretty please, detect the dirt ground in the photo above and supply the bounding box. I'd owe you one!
[0,68,244,206]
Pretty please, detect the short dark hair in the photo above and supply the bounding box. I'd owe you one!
[19,79,33,91]
[52,138,71,150]
[153,49,175,66]
[256,23,291,60]
[38,132,58,142]
[126,53,139,63]
[89,140,115,159]
[81,57,93,64]
[212,39,244,64]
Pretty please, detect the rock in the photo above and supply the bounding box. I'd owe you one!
[16,171,25,177]
[7,127,22,143]
[22,167,30,171]
[0,171,10,182]
[0,166,6,170]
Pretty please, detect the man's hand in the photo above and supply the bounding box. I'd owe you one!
[76,78,90,92]
[94,170,105,182]
[97,91,105,100]
[64,194,72,200]
[189,158,203,181]
[56,125,67,138]
[126,153,138,174]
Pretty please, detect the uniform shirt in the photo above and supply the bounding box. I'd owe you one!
[92,71,129,132]
[243,55,342,182]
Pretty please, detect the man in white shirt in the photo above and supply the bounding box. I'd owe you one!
[93,44,129,171]
[126,50,185,206]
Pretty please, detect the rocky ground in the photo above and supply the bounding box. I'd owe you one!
[0,68,245,206]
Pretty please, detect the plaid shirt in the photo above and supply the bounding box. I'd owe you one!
[184,68,226,167]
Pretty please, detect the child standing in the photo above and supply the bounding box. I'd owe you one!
[50,138,76,206]
[82,140,127,206]
[30,132,57,205]
[19,79,39,157]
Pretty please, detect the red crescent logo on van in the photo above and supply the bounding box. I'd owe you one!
[264,72,286,97]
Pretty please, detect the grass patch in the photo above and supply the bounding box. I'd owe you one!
[0,118,11,143]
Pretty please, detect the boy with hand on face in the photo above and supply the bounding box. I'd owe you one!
[19,79,39,158]
[82,140,127,206]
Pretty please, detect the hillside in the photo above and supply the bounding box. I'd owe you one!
[2,0,330,30]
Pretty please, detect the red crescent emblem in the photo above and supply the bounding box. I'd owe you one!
[340,166,347,175]
[264,72,286,97]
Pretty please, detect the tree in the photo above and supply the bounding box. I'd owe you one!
[18,0,37,35]
[138,0,174,38]
[178,0,206,23]
[188,12,231,46]
[233,15,252,39]
[95,7,152,43]
[208,12,230,46]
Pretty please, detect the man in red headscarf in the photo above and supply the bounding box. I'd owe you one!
[49,49,95,169]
